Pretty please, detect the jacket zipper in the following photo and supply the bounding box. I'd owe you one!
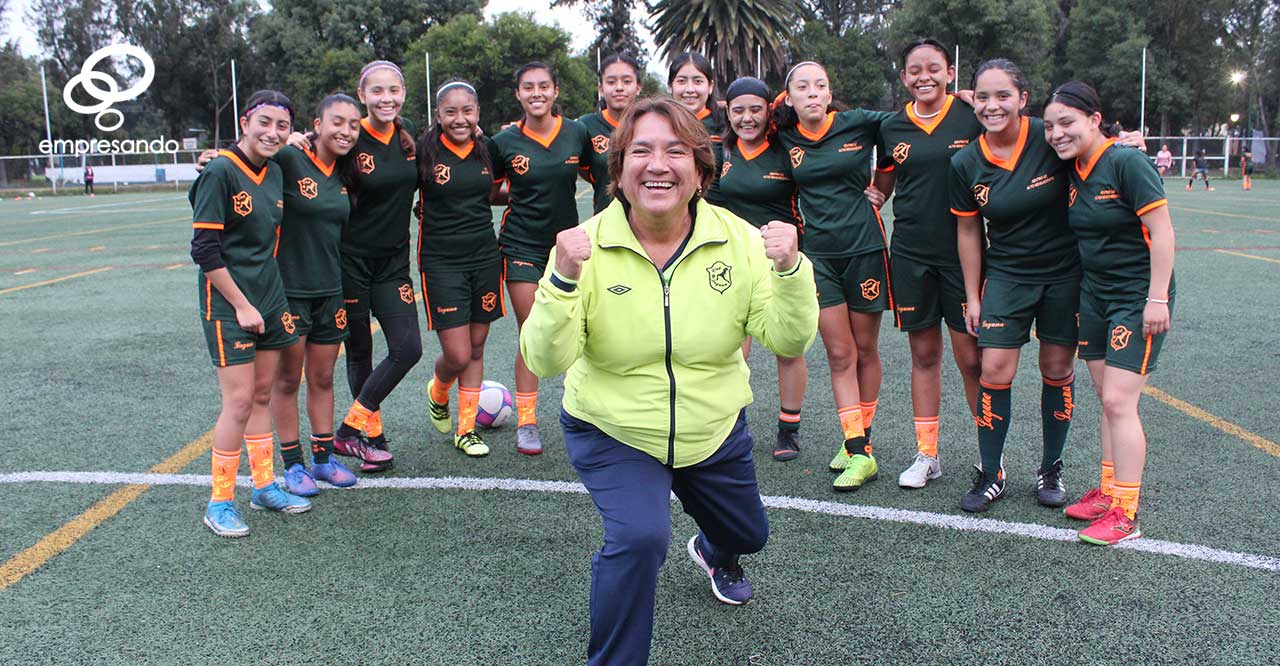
[660,277,676,466]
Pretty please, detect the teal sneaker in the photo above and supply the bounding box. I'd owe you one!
[203,500,249,538]
[249,482,312,514]
[833,454,878,492]
[426,379,452,434]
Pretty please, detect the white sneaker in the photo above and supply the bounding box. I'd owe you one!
[898,452,942,488]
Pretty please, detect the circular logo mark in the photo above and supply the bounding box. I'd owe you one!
[62,44,155,132]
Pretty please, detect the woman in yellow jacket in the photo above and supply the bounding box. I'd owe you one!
[520,97,818,666]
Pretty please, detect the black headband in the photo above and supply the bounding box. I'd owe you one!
[725,77,771,104]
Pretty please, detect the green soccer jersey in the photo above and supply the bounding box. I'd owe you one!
[274,145,349,298]
[705,139,802,231]
[492,116,593,262]
[949,116,1081,283]
[877,96,983,268]
[778,109,895,258]
[418,134,501,270]
[698,107,726,180]
[577,108,621,214]
[1067,139,1171,300]
[343,117,417,258]
[190,150,287,317]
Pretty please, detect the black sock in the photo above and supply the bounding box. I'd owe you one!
[311,433,333,465]
[279,440,303,468]
[778,408,801,433]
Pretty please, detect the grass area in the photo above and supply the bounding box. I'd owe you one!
[0,183,1277,664]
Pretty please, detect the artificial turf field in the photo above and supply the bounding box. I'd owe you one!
[0,180,1277,665]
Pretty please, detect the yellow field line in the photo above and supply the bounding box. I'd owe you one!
[0,266,113,296]
[0,317,388,591]
[1215,249,1280,265]
[1143,386,1280,458]
[1170,205,1280,223]
[0,217,184,248]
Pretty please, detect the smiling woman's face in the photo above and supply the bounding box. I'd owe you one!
[619,112,699,220]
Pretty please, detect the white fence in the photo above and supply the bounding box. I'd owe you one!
[1143,134,1275,177]
[0,151,204,193]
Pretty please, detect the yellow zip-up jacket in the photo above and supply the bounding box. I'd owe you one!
[519,198,819,467]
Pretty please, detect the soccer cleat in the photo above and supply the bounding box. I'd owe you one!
[1185,184,1192,191]
[1064,487,1114,521]
[832,453,878,492]
[250,482,313,514]
[282,463,320,497]
[516,424,543,455]
[333,433,393,472]
[898,452,943,489]
[959,465,1005,513]
[773,430,800,461]
[1078,507,1141,546]
[363,435,394,472]
[687,534,753,606]
[454,430,490,457]
[311,459,357,488]
[202,500,249,538]
[829,435,871,471]
[1035,459,1068,507]
[426,379,452,433]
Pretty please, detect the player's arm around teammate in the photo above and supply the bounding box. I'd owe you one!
[191,91,311,538]
[417,80,505,458]
[1045,82,1175,546]
[578,54,643,214]
[520,97,817,666]
[266,93,364,496]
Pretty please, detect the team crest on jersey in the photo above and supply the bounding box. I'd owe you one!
[860,278,880,301]
[231,191,253,216]
[789,147,805,169]
[297,178,318,200]
[434,164,451,185]
[511,155,530,175]
[1110,325,1132,351]
[357,152,375,174]
[398,284,415,304]
[1068,185,1078,207]
[281,311,297,335]
[892,142,911,164]
[481,292,498,312]
[592,135,610,154]
[706,261,732,294]
[721,161,732,177]
[334,308,347,330]
[972,184,990,207]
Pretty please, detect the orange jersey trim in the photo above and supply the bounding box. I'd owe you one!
[951,208,979,217]
[877,164,895,173]
[602,108,621,128]
[303,147,335,177]
[978,117,1028,173]
[695,107,711,121]
[193,222,225,230]
[738,139,769,161]
[205,277,213,320]
[419,271,434,329]
[1075,139,1116,182]
[360,117,396,146]
[1135,198,1168,217]
[797,111,836,142]
[218,150,267,186]
[521,116,563,150]
[1140,335,1153,374]
[215,320,227,366]
[441,135,474,161]
[905,95,955,135]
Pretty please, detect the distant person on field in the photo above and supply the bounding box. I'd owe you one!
[83,165,94,196]
[1187,148,1212,191]
[1155,144,1172,181]
[1241,149,1254,190]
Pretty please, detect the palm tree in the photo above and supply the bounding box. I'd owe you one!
[648,0,803,84]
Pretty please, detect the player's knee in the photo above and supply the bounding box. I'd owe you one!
[824,345,857,375]
[308,366,334,392]
[275,372,302,396]
[392,334,423,369]
[1100,386,1136,419]
[911,343,942,369]
[221,389,254,421]
[854,336,879,360]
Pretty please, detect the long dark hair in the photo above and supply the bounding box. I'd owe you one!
[314,92,361,200]
[971,59,1031,117]
[416,79,492,190]
[597,53,643,110]
[667,52,723,127]
[774,61,846,131]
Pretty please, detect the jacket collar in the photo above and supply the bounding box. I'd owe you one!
[595,197,729,259]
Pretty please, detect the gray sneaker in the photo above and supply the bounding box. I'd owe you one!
[516,424,543,455]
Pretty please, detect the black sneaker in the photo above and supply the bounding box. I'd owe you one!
[773,430,800,461]
[1035,459,1068,507]
[960,465,1005,513]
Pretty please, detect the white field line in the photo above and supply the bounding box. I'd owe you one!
[3,470,1277,573]
[29,197,185,216]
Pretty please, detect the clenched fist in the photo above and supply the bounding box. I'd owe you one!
[760,221,799,273]
[554,226,592,280]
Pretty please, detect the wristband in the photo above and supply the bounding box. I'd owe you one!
[772,256,803,277]
[1146,297,1169,305]
[549,271,578,292]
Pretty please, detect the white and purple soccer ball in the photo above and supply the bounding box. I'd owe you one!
[475,380,514,429]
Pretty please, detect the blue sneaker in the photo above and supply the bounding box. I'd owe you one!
[202,500,249,538]
[282,464,320,497]
[249,482,312,514]
[312,459,357,487]
[686,534,753,605]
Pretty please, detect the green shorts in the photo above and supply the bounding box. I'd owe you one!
[342,253,418,321]
[977,275,1081,349]
[502,253,548,284]
[890,254,967,332]
[420,259,505,331]
[811,250,891,312]
[287,294,348,345]
[1077,289,1174,374]
[201,301,298,367]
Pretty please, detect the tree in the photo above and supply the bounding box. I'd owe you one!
[401,12,597,134]
[648,0,803,85]
[555,0,646,65]
[1061,0,1151,128]
[1222,0,1277,135]
[28,0,117,135]
[789,20,890,107]
[0,44,50,161]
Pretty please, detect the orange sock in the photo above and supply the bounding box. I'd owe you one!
[244,433,275,489]
[342,400,374,431]
[516,392,538,427]
[913,417,939,457]
[457,386,481,435]
[860,400,878,429]
[210,447,240,502]
[365,410,383,439]
[1112,481,1141,519]
[430,374,454,405]
[1100,460,1116,496]
[837,405,867,451]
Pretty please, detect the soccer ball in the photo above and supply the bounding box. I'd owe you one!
[475,380,514,429]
